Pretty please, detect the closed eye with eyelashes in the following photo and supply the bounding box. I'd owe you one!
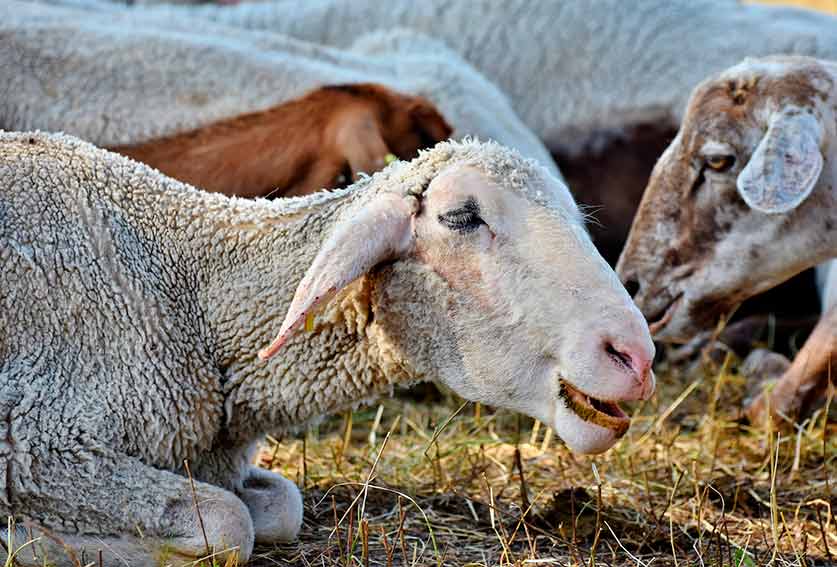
[437,196,486,233]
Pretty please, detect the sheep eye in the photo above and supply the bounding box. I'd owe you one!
[705,154,735,173]
[438,197,485,234]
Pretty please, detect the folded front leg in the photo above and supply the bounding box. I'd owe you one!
[3,450,255,567]
[746,306,836,425]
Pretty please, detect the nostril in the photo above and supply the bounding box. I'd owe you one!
[624,278,640,298]
[605,342,634,372]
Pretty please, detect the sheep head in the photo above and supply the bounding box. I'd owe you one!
[618,56,837,342]
[262,142,654,454]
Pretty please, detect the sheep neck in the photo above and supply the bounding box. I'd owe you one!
[187,189,416,444]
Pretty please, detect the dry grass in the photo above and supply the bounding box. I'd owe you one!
[750,0,837,13]
[246,351,835,567]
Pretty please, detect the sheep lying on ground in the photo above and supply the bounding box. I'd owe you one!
[616,55,836,424]
[94,0,837,258]
[1,0,557,197]
[0,133,653,566]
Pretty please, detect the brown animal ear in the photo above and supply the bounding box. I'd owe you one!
[258,192,419,360]
[736,109,823,214]
[333,106,392,180]
[409,98,453,145]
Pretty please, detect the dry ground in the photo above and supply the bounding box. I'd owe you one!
[248,348,836,567]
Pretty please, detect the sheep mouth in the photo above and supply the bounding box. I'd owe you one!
[648,294,683,335]
[559,379,630,437]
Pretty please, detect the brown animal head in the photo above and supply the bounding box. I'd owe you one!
[322,84,452,189]
[617,56,837,342]
[116,83,452,198]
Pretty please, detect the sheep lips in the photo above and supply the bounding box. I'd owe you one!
[559,379,630,438]
[648,294,683,336]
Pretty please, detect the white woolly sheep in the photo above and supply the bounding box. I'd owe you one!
[0,133,653,566]
[616,55,836,424]
[0,0,561,187]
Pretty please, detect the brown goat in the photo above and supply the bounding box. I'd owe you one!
[113,83,452,198]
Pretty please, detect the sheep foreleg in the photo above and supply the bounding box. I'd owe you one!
[4,451,255,567]
[746,305,836,425]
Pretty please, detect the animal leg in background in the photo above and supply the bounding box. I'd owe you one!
[746,305,836,425]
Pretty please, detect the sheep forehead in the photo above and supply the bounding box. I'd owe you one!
[423,165,487,207]
[367,139,578,217]
[699,140,735,156]
[686,58,831,133]
[676,63,833,168]
[721,55,832,83]
[423,163,526,211]
[720,56,798,82]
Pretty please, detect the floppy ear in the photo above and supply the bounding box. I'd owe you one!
[259,192,419,359]
[736,110,823,214]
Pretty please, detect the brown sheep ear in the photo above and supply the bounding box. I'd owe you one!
[409,98,453,145]
[736,109,823,214]
[258,192,419,360]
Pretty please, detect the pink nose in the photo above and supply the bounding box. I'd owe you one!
[604,340,655,400]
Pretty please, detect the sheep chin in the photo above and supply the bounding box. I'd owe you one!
[648,294,706,344]
[551,391,626,455]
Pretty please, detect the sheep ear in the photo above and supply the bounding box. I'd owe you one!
[258,192,419,360]
[736,110,823,214]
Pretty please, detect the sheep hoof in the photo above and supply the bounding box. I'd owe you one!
[237,466,303,544]
[741,349,792,425]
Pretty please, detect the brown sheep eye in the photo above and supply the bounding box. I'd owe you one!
[705,154,735,173]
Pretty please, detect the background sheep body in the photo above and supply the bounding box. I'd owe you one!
[114,0,837,155]
[113,0,837,261]
[1,1,560,179]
